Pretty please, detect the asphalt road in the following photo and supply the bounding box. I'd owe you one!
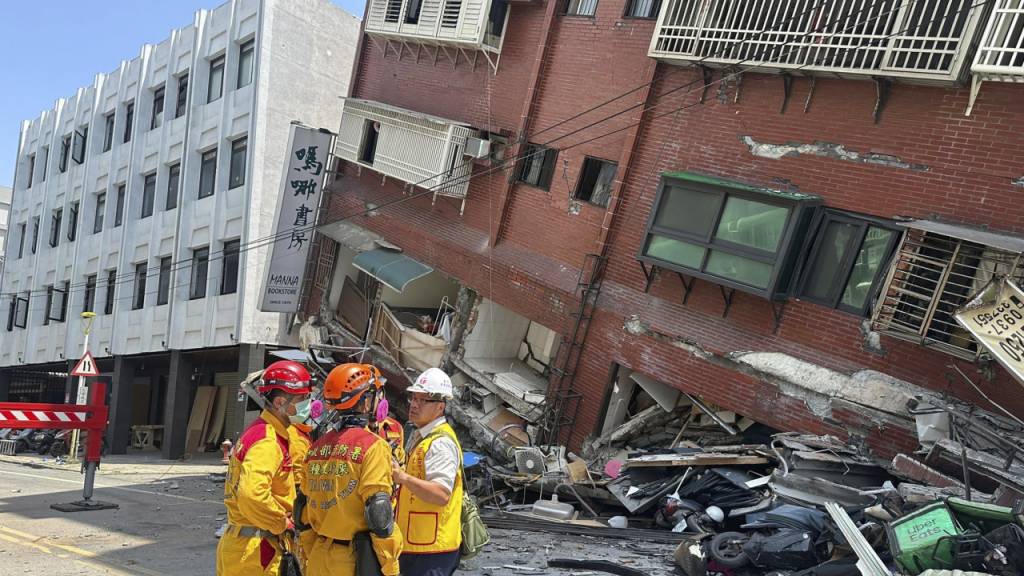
[0,457,678,575]
[0,459,222,575]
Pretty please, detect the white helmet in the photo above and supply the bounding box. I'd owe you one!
[408,368,453,400]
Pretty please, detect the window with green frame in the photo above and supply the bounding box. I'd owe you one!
[797,211,901,316]
[639,172,820,298]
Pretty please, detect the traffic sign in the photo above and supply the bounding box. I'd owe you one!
[71,352,100,378]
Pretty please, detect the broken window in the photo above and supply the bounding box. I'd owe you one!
[67,202,78,242]
[640,172,818,298]
[517,144,557,191]
[14,293,29,328]
[872,223,1024,360]
[49,209,62,248]
[59,135,70,173]
[798,211,901,316]
[573,157,617,207]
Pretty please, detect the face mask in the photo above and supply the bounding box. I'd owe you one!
[289,399,312,425]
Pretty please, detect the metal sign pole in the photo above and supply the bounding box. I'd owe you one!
[68,312,96,462]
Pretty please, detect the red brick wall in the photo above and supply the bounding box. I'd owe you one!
[322,0,1024,456]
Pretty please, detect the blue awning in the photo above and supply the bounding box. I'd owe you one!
[353,248,433,293]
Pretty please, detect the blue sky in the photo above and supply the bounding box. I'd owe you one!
[0,0,363,186]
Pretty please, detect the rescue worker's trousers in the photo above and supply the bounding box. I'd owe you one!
[215,528,283,576]
[305,535,357,576]
[400,550,461,576]
[297,529,317,573]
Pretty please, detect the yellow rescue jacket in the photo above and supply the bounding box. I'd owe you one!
[288,425,312,488]
[223,410,295,535]
[396,422,463,554]
[303,425,402,575]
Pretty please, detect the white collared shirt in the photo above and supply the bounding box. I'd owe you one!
[409,416,459,493]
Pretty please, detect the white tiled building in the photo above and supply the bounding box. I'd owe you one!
[0,0,359,458]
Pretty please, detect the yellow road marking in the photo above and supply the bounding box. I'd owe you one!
[0,525,169,576]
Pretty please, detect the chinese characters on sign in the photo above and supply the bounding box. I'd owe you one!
[259,125,333,313]
[955,277,1024,386]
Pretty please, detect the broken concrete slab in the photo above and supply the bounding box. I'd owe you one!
[891,454,964,489]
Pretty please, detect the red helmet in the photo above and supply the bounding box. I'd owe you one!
[259,360,311,395]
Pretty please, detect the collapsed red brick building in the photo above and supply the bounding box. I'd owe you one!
[303,0,1024,459]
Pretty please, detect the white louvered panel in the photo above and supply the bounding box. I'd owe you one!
[334,102,366,162]
[367,0,495,52]
[649,0,988,83]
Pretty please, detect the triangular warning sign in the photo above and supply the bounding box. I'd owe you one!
[71,352,100,377]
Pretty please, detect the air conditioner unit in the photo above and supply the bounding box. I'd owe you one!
[464,136,491,159]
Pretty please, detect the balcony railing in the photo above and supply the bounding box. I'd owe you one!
[365,0,509,70]
[334,99,476,214]
[968,0,1024,113]
[648,0,989,83]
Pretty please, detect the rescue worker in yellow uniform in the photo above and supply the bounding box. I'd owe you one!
[393,368,464,576]
[216,360,311,576]
[303,364,403,576]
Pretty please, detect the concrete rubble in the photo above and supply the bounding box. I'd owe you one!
[450,388,1024,576]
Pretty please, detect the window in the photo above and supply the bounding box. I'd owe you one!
[141,173,156,218]
[190,247,209,300]
[229,136,247,189]
[565,0,598,16]
[123,102,134,143]
[639,173,819,297]
[221,239,240,295]
[67,202,79,242]
[133,262,147,310]
[175,73,189,118]
[72,127,87,164]
[43,285,53,326]
[49,209,62,248]
[359,120,379,165]
[199,149,217,198]
[574,157,617,207]
[237,40,254,88]
[166,162,180,210]
[406,0,423,23]
[104,269,117,315]
[103,113,115,152]
[208,55,225,102]
[93,192,106,233]
[59,135,71,173]
[31,217,39,254]
[13,293,29,328]
[517,144,558,190]
[798,212,900,316]
[625,0,661,18]
[16,223,25,259]
[26,154,35,188]
[114,184,125,227]
[384,0,402,22]
[870,224,1024,360]
[44,282,67,324]
[39,147,47,182]
[83,274,97,313]
[157,256,172,305]
[441,0,462,27]
[150,86,165,130]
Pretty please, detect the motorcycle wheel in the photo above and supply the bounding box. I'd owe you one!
[708,531,751,569]
[50,440,68,457]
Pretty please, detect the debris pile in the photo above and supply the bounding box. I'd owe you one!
[463,393,1024,576]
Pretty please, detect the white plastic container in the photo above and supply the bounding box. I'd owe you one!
[532,495,575,521]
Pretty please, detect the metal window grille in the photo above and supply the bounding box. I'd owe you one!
[649,0,986,81]
[314,239,338,291]
[972,0,1024,75]
[871,228,1024,360]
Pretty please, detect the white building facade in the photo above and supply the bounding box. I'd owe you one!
[0,0,359,458]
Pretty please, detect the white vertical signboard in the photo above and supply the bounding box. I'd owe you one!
[955,277,1024,386]
[260,124,333,313]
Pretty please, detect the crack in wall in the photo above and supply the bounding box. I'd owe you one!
[741,135,930,172]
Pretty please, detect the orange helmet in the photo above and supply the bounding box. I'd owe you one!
[323,363,384,411]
